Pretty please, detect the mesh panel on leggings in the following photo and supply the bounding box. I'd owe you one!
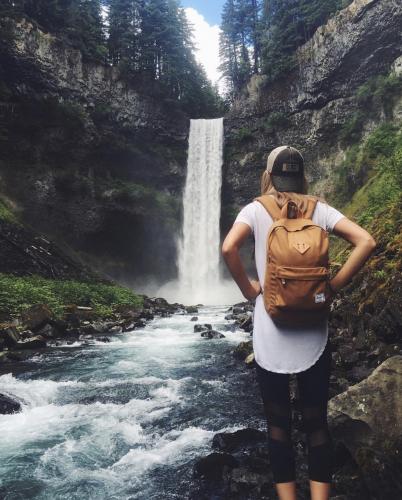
[263,399,296,483]
[301,403,334,482]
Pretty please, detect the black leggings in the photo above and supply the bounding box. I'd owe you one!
[255,337,334,484]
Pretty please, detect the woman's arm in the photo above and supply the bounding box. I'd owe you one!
[221,222,262,301]
[330,217,376,292]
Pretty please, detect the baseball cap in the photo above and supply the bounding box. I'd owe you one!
[266,145,304,192]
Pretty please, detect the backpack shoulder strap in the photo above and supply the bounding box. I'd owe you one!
[254,195,282,221]
[304,197,318,220]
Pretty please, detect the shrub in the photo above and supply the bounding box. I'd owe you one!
[263,112,291,133]
[0,275,143,320]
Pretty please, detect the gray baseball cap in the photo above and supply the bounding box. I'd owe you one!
[266,145,304,192]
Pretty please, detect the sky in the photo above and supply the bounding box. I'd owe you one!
[181,1,225,89]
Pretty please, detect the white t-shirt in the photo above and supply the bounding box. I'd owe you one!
[234,199,345,374]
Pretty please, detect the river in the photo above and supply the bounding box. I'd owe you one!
[0,306,264,499]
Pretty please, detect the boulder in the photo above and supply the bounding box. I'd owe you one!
[232,340,253,361]
[212,428,266,453]
[190,316,198,321]
[194,324,212,333]
[186,306,199,314]
[15,335,47,350]
[328,355,402,499]
[0,394,21,414]
[36,323,57,339]
[201,330,225,339]
[193,452,238,481]
[1,326,21,348]
[21,304,53,331]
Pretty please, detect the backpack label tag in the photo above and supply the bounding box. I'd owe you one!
[315,293,326,303]
[293,242,310,254]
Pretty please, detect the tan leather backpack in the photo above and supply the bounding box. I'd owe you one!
[254,194,331,327]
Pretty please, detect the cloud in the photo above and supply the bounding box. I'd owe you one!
[184,7,222,90]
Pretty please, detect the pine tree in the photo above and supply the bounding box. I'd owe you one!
[219,0,262,98]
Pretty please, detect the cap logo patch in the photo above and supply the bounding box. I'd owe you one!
[282,163,300,172]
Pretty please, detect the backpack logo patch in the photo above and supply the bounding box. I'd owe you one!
[293,242,310,254]
[315,293,326,303]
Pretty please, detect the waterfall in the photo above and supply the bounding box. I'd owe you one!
[154,117,243,305]
[177,118,224,303]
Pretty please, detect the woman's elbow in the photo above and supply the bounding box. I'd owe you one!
[364,235,377,253]
[221,241,235,258]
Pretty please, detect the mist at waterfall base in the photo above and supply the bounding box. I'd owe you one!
[144,118,245,306]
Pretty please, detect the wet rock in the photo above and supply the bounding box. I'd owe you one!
[190,316,198,321]
[232,340,253,361]
[328,355,402,499]
[201,330,225,339]
[245,352,255,367]
[0,352,9,363]
[63,305,95,326]
[349,364,373,383]
[96,336,110,343]
[0,394,21,414]
[108,325,123,334]
[186,306,199,314]
[64,328,80,339]
[21,304,53,331]
[222,323,236,332]
[193,452,239,481]
[194,324,212,333]
[239,314,253,333]
[15,335,47,350]
[338,344,359,367]
[89,321,111,334]
[140,309,154,321]
[18,330,35,340]
[191,429,274,499]
[212,428,266,453]
[36,323,57,339]
[1,326,21,348]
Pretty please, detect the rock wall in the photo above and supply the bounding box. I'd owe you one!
[0,17,190,283]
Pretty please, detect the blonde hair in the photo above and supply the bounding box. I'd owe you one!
[260,170,324,213]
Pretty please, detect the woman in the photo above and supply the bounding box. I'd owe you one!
[221,146,376,500]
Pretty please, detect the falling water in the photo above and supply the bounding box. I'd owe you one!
[177,118,224,303]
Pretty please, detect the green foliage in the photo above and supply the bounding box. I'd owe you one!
[0,200,18,223]
[0,274,143,319]
[333,122,402,206]
[364,123,400,159]
[219,0,262,98]
[234,127,254,142]
[101,180,181,221]
[356,73,402,117]
[263,111,290,132]
[339,111,365,146]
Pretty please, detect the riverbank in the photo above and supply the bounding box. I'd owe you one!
[0,293,201,372]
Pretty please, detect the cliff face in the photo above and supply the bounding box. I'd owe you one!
[0,17,190,283]
[222,0,402,220]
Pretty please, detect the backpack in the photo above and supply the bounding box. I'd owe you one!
[254,194,331,327]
